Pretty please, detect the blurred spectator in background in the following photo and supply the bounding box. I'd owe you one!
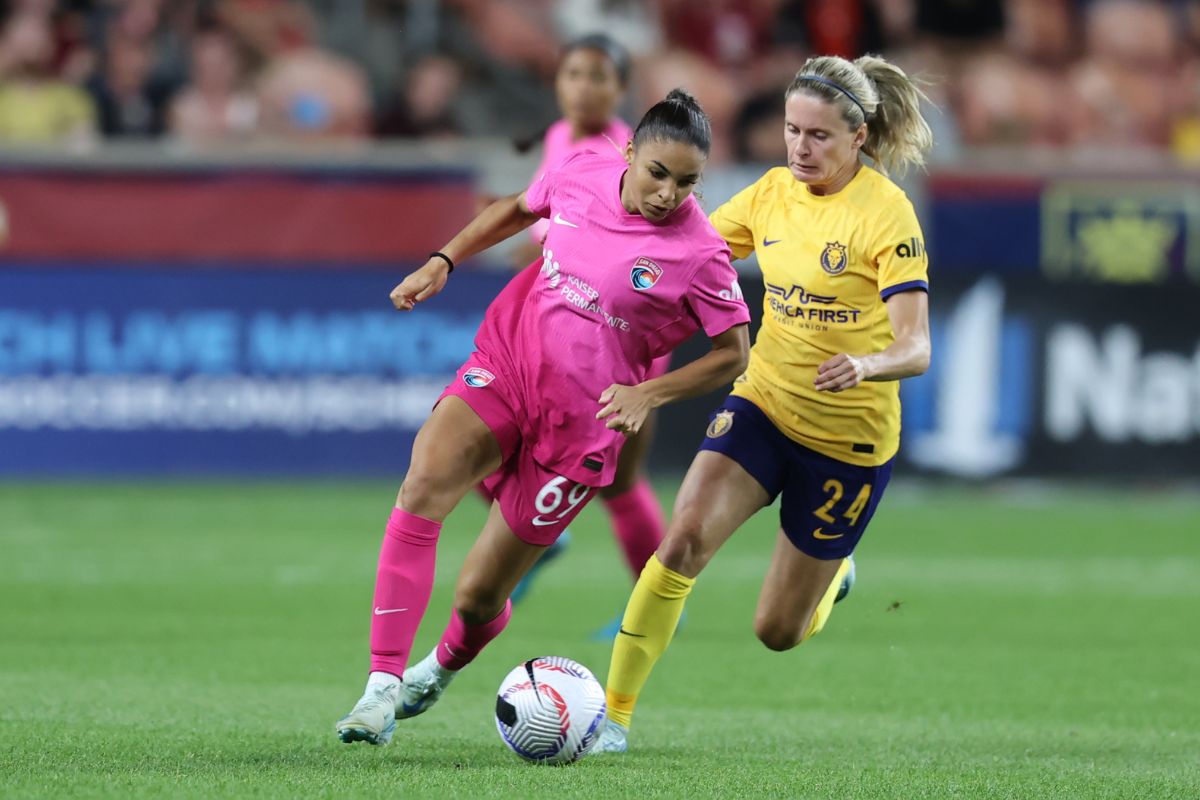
[214,0,315,64]
[204,0,366,141]
[0,0,1195,162]
[87,17,177,138]
[955,51,1065,147]
[553,0,664,59]
[732,86,786,165]
[413,0,558,138]
[0,8,94,145]
[449,0,560,80]
[256,44,371,140]
[1005,0,1074,69]
[1065,0,1176,149]
[46,0,95,85]
[375,53,463,139]
[773,0,887,60]
[914,0,1006,47]
[168,24,257,144]
[1174,58,1200,162]
[660,0,778,73]
[218,0,369,142]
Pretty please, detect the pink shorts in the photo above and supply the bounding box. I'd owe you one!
[648,353,672,380]
[440,360,595,547]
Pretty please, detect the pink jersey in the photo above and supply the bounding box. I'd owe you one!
[469,150,751,487]
[528,117,633,244]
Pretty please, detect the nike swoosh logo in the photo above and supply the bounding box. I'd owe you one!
[373,607,409,615]
[553,213,580,228]
[812,528,844,540]
[617,627,646,638]
[531,517,558,527]
[762,237,781,247]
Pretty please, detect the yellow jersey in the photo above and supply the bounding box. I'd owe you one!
[709,165,928,466]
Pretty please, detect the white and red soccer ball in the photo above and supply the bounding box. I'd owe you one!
[494,656,607,765]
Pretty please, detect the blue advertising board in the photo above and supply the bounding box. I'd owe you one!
[6,266,1197,479]
[0,266,508,476]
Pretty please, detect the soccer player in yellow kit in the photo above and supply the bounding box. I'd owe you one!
[595,54,934,752]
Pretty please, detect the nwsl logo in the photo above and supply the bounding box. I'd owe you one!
[630,257,663,291]
[463,367,496,388]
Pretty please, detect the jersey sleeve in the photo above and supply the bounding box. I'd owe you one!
[685,244,752,337]
[873,197,929,299]
[524,150,587,219]
[708,180,759,260]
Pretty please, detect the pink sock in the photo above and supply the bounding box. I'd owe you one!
[435,600,512,671]
[603,478,665,578]
[369,507,441,677]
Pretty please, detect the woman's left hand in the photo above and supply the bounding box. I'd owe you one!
[815,353,866,392]
[596,383,656,435]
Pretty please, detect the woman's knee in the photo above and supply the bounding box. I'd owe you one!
[753,613,806,652]
[397,469,453,519]
[401,401,501,516]
[656,515,712,576]
[453,576,508,624]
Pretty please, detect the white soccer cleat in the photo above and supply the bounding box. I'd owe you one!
[397,649,458,719]
[591,718,629,754]
[335,681,398,745]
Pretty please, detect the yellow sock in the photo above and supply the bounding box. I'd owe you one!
[604,554,694,728]
[803,557,851,641]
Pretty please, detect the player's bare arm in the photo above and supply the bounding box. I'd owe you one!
[814,291,930,392]
[596,324,750,434]
[390,192,541,310]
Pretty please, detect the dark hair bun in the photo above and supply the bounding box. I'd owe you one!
[631,87,712,155]
[665,88,699,108]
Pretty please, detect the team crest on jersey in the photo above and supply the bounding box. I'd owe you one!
[630,257,663,291]
[820,242,848,275]
[463,367,495,388]
[707,410,734,439]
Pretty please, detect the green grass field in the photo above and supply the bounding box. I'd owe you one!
[1,480,1197,799]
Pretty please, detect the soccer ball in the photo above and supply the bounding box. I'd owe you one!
[494,656,607,765]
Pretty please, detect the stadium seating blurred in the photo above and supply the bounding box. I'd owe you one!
[0,0,1194,156]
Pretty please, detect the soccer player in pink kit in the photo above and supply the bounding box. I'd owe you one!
[335,89,752,746]
[508,35,674,625]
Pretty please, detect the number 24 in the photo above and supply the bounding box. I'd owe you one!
[813,479,872,527]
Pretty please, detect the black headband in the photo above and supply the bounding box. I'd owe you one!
[798,74,867,119]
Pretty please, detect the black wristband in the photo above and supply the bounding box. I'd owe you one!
[430,251,455,273]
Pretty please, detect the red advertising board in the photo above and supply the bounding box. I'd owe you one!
[0,167,475,264]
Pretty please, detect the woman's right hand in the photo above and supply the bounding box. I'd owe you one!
[390,257,452,310]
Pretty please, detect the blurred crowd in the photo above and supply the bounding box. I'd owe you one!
[0,0,1198,163]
